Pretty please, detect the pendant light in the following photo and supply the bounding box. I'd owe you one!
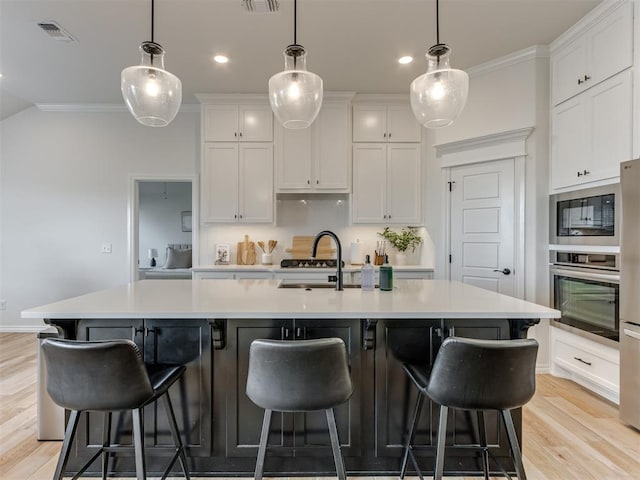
[268,0,323,129]
[121,0,182,127]
[410,0,468,128]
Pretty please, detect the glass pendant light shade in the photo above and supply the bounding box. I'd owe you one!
[269,45,323,129]
[410,44,468,128]
[121,41,182,127]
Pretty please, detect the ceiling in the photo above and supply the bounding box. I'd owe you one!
[0,0,601,120]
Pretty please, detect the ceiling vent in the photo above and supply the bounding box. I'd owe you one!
[241,0,279,13]
[36,21,76,42]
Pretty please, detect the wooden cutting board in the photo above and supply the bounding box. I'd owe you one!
[286,236,335,259]
[237,235,257,265]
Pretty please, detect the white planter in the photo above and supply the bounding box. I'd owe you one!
[395,252,407,265]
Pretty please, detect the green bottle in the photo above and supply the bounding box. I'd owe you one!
[379,255,393,291]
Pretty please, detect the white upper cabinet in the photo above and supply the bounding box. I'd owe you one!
[551,70,633,190]
[551,1,633,106]
[203,104,273,142]
[352,143,421,224]
[353,103,421,142]
[275,99,351,192]
[201,142,273,223]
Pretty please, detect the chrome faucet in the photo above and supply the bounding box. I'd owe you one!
[311,230,343,291]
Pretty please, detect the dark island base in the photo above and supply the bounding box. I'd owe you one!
[48,317,538,477]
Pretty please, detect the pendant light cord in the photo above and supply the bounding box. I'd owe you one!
[436,0,440,44]
[151,0,155,43]
[293,0,297,45]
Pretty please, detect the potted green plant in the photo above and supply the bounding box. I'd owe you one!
[377,226,423,265]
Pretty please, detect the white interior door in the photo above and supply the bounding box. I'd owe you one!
[449,159,516,296]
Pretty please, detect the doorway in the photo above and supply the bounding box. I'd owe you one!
[128,176,199,282]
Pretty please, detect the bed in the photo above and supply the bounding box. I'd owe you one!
[141,243,192,279]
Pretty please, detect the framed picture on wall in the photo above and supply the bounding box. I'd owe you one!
[215,244,230,265]
[181,211,192,232]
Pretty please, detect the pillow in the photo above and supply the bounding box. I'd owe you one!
[164,247,192,269]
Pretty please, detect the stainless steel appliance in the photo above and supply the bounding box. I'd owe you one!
[550,184,620,247]
[550,252,620,342]
[620,158,640,430]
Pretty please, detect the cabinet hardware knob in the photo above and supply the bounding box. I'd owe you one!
[388,214,391,219]
[145,327,157,336]
[239,132,243,138]
[574,356,592,366]
[388,132,392,139]
[234,214,237,218]
[577,171,583,177]
[578,78,583,85]
[239,214,243,219]
[307,179,310,185]
[584,75,591,81]
[383,132,387,138]
[234,132,237,138]
[583,169,590,175]
[134,327,145,335]
[316,179,319,184]
[296,327,302,338]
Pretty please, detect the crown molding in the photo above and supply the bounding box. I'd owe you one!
[550,0,628,52]
[36,103,200,113]
[435,127,534,168]
[466,45,550,78]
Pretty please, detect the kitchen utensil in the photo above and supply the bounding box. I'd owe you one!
[237,235,257,265]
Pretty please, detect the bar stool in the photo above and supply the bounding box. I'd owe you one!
[400,336,539,480]
[246,338,353,480]
[41,338,191,480]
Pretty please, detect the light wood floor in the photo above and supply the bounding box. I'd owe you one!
[1,333,638,480]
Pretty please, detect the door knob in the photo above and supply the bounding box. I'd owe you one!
[493,268,511,275]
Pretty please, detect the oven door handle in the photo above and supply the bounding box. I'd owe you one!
[550,266,620,283]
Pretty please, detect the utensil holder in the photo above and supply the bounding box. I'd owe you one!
[261,253,273,265]
[374,254,385,266]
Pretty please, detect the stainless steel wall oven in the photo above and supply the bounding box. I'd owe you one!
[550,252,619,342]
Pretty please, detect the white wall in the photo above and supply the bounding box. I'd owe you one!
[139,181,192,267]
[0,107,199,330]
[423,48,552,369]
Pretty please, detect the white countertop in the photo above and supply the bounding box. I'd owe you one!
[22,279,560,320]
[192,264,434,273]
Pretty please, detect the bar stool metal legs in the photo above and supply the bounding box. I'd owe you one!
[326,408,347,480]
[502,409,527,480]
[254,408,347,480]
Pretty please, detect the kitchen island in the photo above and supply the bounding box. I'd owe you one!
[24,279,559,477]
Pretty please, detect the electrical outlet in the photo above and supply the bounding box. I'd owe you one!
[0,300,6,310]
[101,243,112,254]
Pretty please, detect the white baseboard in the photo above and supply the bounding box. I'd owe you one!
[0,325,47,333]
[536,364,551,374]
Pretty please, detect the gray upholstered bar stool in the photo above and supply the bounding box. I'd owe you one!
[400,336,539,480]
[246,338,353,480]
[41,338,191,480]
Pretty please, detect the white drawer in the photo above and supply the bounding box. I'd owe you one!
[551,326,620,403]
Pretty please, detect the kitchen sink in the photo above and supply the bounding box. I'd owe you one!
[277,282,372,289]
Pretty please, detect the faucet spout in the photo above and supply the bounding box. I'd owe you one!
[311,230,343,291]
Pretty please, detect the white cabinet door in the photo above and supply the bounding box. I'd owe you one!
[352,144,387,223]
[587,1,633,88]
[387,104,421,142]
[276,126,312,190]
[588,70,633,183]
[203,105,238,142]
[552,39,587,106]
[238,105,273,142]
[551,96,588,190]
[202,143,239,222]
[314,103,350,190]
[353,105,387,142]
[386,144,421,224]
[239,143,273,223]
[203,104,273,142]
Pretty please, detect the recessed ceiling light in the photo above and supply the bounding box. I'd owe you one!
[398,56,413,65]
[214,55,229,64]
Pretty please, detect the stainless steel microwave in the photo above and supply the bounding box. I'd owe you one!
[550,184,620,247]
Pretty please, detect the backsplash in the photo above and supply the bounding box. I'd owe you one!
[199,194,435,266]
